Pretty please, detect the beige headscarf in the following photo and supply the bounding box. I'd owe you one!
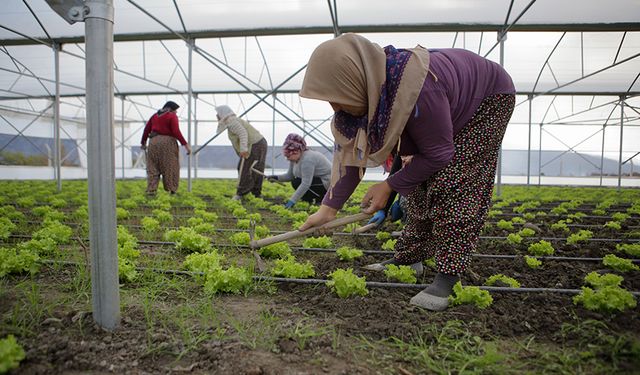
[299,33,430,189]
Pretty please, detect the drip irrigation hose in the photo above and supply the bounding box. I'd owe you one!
[37,260,640,297]
[4,235,640,262]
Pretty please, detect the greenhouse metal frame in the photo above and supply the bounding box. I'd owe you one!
[1,0,639,328]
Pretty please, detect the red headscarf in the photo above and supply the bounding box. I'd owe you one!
[282,133,308,158]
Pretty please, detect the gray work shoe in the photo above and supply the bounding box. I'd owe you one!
[410,273,460,311]
[410,290,450,311]
[363,263,387,271]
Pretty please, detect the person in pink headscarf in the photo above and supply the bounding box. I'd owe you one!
[268,133,332,208]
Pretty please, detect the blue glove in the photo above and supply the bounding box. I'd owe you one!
[390,200,403,222]
[368,210,386,226]
[284,200,295,209]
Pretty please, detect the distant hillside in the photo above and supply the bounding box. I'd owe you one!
[1,133,634,177]
[0,134,81,166]
[500,150,636,177]
[162,146,634,177]
[178,145,334,170]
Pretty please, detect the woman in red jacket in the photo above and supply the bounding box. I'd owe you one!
[141,101,191,195]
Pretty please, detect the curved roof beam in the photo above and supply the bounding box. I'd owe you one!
[484,0,537,57]
[172,0,188,36]
[4,22,640,47]
[22,0,51,42]
[327,0,340,37]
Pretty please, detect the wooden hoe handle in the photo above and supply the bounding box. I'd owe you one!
[250,212,371,248]
[352,222,377,234]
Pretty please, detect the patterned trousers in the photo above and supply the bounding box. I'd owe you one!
[393,94,515,274]
[146,135,180,194]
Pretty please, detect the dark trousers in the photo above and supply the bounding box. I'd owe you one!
[291,177,327,204]
[237,138,267,197]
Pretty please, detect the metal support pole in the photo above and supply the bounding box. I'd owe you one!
[271,93,276,174]
[194,93,198,179]
[496,31,505,195]
[538,124,542,186]
[599,122,606,186]
[187,39,193,192]
[85,0,119,330]
[526,94,532,186]
[618,96,625,189]
[120,95,125,179]
[53,43,61,191]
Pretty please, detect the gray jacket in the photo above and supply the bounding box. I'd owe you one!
[277,149,331,203]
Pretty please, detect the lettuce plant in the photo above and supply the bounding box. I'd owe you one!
[32,220,73,245]
[232,207,248,219]
[449,282,493,309]
[336,246,363,261]
[528,240,554,256]
[303,236,333,249]
[384,264,417,284]
[524,255,542,269]
[567,230,593,245]
[612,212,630,223]
[229,232,251,246]
[254,225,270,238]
[327,268,368,298]
[247,213,262,223]
[184,251,225,275]
[381,239,397,251]
[496,220,514,231]
[17,238,57,257]
[0,247,40,277]
[517,228,536,238]
[118,198,138,209]
[140,216,160,233]
[194,209,218,223]
[485,274,520,288]
[573,272,636,313]
[152,209,172,224]
[551,220,569,233]
[506,233,522,245]
[604,221,622,230]
[204,266,252,294]
[375,231,392,241]
[192,223,216,235]
[511,217,526,224]
[116,207,130,220]
[165,227,212,252]
[118,257,137,282]
[487,210,502,218]
[616,243,640,257]
[0,335,25,373]
[32,206,65,222]
[602,254,639,272]
[259,242,292,259]
[187,217,205,227]
[343,223,358,233]
[0,217,16,241]
[236,219,250,229]
[271,256,315,279]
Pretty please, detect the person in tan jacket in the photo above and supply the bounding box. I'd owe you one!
[215,105,267,200]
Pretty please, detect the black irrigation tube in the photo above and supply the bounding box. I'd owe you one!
[16,219,640,234]
[16,220,640,243]
[7,232,640,247]
[17,242,639,263]
[491,212,638,220]
[37,260,640,297]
